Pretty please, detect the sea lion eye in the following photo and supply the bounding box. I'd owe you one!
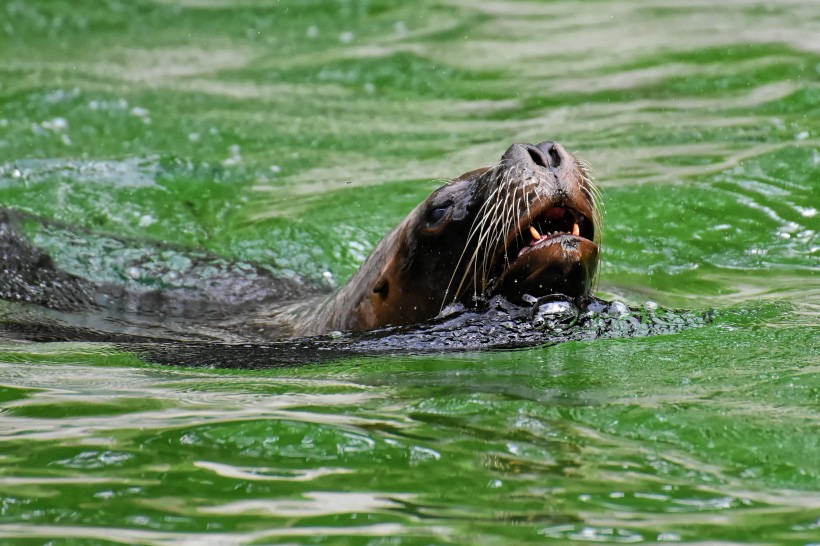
[427,205,450,225]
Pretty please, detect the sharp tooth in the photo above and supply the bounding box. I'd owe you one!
[529,226,542,241]
[572,223,580,236]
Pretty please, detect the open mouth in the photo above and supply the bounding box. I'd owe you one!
[508,206,595,261]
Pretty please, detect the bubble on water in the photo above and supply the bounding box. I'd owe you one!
[795,131,809,141]
[130,106,149,118]
[127,267,141,280]
[60,134,72,146]
[610,301,629,316]
[11,168,21,178]
[269,164,281,174]
[339,31,353,43]
[797,206,817,218]
[130,107,151,124]
[188,132,200,142]
[306,25,318,38]
[41,117,69,132]
[138,214,156,228]
[223,144,242,167]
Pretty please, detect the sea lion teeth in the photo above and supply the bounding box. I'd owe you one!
[529,226,542,241]
[572,223,580,236]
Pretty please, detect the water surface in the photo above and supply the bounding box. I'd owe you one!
[0,0,818,544]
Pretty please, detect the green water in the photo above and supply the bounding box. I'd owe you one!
[1,0,818,544]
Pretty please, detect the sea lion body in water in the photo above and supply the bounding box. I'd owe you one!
[291,140,600,336]
[0,141,709,366]
[0,140,601,343]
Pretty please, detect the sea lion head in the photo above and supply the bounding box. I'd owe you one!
[326,141,601,332]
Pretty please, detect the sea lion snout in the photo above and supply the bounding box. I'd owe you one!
[480,140,600,302]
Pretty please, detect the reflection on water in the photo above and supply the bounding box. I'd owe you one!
[0,0,818,543]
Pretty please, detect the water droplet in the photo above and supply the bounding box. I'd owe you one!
[610,301,629,316]
[322,270,335,287]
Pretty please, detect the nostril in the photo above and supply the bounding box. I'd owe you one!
[526,147,548,168]
[547,145,561,167]
[535,141,562,167]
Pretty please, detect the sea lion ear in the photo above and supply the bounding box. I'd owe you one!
[373,256,398,299]
[372,276,389,298]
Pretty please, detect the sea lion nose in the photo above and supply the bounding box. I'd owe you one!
[534,141,563,168]
[501,142,563,169]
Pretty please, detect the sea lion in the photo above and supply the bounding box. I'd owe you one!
[293,140,601,336]
[0,140,601,343]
